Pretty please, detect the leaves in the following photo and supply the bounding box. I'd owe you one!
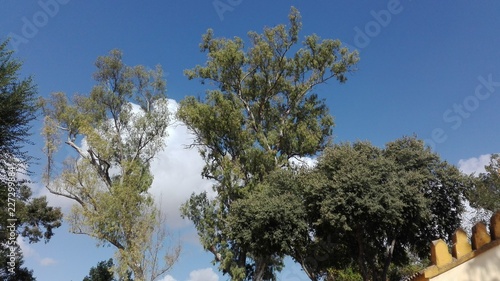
[467,154,500,212]
[41,50,176,281]
[83,259,117,281]
[228,170,309,257]
[0,39,62,280]
[179,7,358,280]
[0,40,38,172]
[305,137,469,281]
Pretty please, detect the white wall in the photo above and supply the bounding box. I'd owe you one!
[432,245,500,281]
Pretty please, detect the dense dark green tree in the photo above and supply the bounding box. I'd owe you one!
[466,154,500,212]
[306,137,469,281]
[383,137,468,256]
[227,169,310,280]
[0,241,36,281]
[83,259,133,281]
[0,42,36,172]
[226,167,347,281]
[179,7,358,281]
[0,39,62,280]
[83,259,115,281]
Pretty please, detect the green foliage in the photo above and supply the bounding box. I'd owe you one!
[83,259,116,281]
[0,247,36,281]
[386,256,429,281]
[227,169,309,280]
[41,50,178,281]
[179,7,358,280]
[306,136,469,281]
[229,170,308,258]
[83,259,133,281]
[327,267,363,281]
[15,186,62,243]
[0,41,37,171]
[466,154,500,212]
[0,39,62,280]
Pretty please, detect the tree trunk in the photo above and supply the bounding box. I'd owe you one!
[253,257,266,281]
[355,228,369,281]
[381,238,396,281]
[298,259,318,281]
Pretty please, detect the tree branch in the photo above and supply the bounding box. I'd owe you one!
[65,138,87,159]
[45,183,84,206]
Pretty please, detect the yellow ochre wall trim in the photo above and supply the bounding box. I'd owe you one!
[408,210,500,281]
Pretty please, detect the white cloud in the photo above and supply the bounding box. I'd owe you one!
[149,99,214,228]
[187,268,219,281]
[18,237,57,267]
[17,237,36,258]
[34,99,214,228]
[157,268,219,281]
[34,181,76,214]
[40,257,57,266]
[290,156,317,168]
[457,154,492,175]
[158,275,177,281]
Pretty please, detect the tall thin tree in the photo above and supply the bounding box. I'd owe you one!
[179,7,359,280]
[41,50,179,281]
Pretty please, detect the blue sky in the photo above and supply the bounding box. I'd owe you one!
[1,1,500,280]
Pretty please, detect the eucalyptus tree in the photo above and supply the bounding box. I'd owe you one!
[40,50,178,281]
[178,7,359,280]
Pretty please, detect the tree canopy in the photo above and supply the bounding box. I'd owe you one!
[303,137,469,281]
[0,6,486,281]
[83,259,117,281]
[41,50,178,281]
[83,259,133,281]
[179,7,359,281]
[466,153,500,212]
[226,137,470,281]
